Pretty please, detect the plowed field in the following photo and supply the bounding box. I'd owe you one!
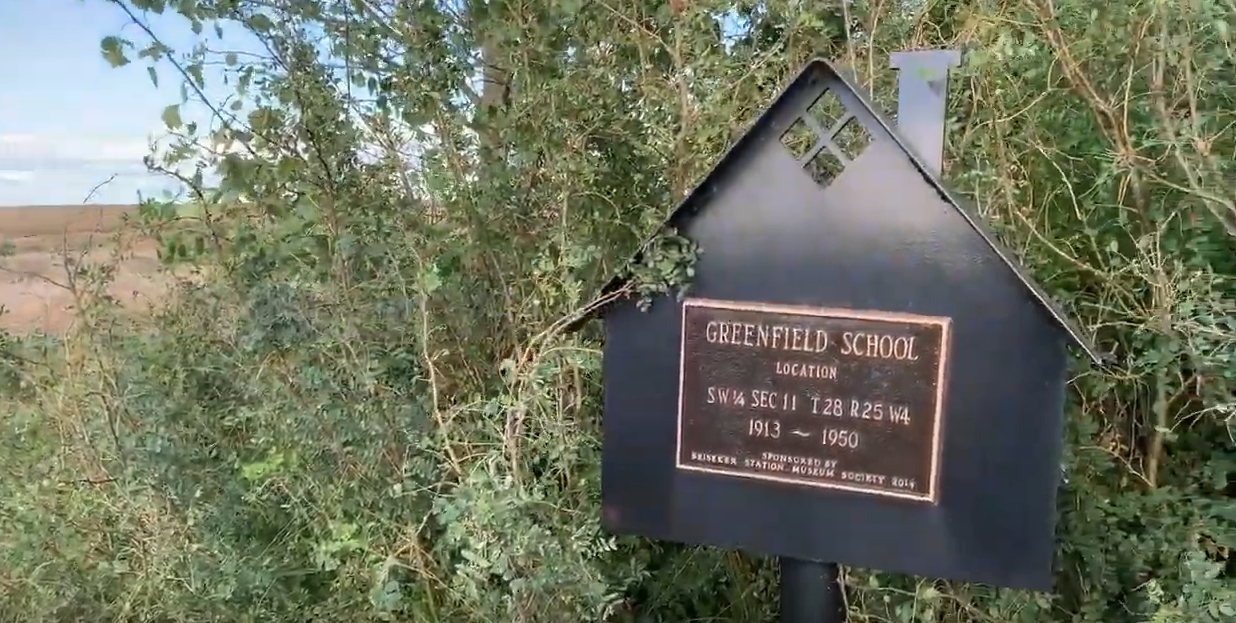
[0,205,168,333]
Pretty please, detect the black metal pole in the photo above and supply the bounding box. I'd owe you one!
[779,557,845,623]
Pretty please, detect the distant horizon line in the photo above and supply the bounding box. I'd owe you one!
[0,203,142,209]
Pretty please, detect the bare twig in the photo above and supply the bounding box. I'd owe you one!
[82,174,118,205]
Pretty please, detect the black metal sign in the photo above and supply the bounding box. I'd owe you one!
[590,57,1102,592]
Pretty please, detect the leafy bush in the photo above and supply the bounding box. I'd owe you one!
[1,0,1233,621]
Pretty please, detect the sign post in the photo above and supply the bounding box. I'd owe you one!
[780,558,845,623]
[582,47,1105,619]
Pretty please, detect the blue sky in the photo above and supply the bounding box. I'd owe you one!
[0,2,748,207]
[0,0,252,206]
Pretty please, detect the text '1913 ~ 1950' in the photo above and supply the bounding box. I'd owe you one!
[675,298,952,503]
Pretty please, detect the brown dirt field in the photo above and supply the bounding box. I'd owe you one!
[0,205,173,334]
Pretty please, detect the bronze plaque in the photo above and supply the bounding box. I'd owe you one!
[675,298,951,503]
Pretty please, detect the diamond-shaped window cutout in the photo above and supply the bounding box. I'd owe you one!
[804,147,844,188]
[832,117,872,161]
[806,90,846,130]
[780,118,817,161]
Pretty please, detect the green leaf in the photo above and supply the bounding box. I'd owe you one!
[131,0,167,12]
[187,63,205,88]
[100,36,130,67]
[238,67,253,95]
[162,104,183,130]
[138,42,165,61]
[250,13,275,32]
[421,266,443,294]
[147,66,159,88]
[225,52,238,67]
[369,579,404,612]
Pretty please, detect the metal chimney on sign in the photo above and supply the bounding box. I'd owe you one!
[889,49,962,176]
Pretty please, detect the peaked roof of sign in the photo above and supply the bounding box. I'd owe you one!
[575,57,1106,366]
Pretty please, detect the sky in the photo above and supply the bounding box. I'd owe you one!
[0,2,749,207]
[0,0,253,206]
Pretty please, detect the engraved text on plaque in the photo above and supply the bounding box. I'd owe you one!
[675,298,952,503]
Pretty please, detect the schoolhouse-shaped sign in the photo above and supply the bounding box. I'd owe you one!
[579,58,1104,591]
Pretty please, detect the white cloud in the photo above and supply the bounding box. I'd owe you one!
[0,131,173,205]
[0,134,37,145]
[0,132,154,167]
[0,170,34,184]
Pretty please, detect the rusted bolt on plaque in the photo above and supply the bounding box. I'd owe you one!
[675,298,951,503]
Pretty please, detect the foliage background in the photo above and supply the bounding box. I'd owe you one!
[2,0,1234,621]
